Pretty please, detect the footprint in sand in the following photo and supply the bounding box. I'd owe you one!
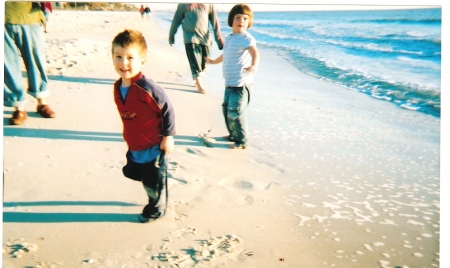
[151,233,251,267]
[229,195,255,206]
[168,161,180,172]
[4,240,39,259]
[233,180,253,190]
[265,182,281,189]
[186,148,209,157]
[170,177,188,185]
[185,197,202,208]
[198,132,216,147]
[218,179,254,191]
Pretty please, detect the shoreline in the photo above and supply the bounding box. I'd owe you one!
[2,10,441,267]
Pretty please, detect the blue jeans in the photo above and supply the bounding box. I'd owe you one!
[4,23,49,108]
[223,85,251,145]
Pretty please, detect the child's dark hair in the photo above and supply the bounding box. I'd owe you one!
[228,4,253,28]
[111,29,147,57]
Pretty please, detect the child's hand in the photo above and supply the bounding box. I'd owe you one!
[160,136,174,154]
[245,46,259,74]
[205,54,223,65]
[244,65,257,73]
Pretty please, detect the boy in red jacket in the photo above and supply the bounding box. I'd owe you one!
[112,29,176,223]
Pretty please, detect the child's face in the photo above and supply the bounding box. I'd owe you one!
[232,14,250,34]
[113,45,146,85]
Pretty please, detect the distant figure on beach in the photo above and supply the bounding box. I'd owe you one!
[169,3,224,94]
[4,2,56,125]
[206,4,259,149]
[112,29,176,223]
[41,2,52,33]
[144,5,151,20]
[139,5,144,19]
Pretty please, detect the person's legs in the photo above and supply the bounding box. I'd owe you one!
[140,152,168,222]
[185,43,207,93]
[224,86,251,148]
[21,24,49,100]
[4,24,26,109]
[4,24,28,125]
[20,24,55,118]
[222,87,232,136]
[200,44,210,73]
[43,12,49,32]
[194,45,210,94]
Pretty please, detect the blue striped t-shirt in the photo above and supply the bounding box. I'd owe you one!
[222,31,256,87]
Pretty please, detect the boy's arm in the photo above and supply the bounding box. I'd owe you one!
[159,100,176,154]
[244,45,260,74]
[160,136,174,154]
[205,54,223,64]
[140,79,176,153]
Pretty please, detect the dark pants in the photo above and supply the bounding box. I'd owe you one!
[122,151,168,219]
[184,43,210,79]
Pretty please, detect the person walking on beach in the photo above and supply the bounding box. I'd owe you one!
[112,29,176,223]
[169,3,224,94]
[206,4,259,149]
[139,5,145,19]
[144,5,151,20]
[41,2,52,33]
[4,1,56,126]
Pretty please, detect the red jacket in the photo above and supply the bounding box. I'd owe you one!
[114,73,176,151]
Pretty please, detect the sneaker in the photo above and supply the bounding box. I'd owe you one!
[137,214,159,223]
[8,110,27,125]
[137,214,151,223]
[37,105,56,118]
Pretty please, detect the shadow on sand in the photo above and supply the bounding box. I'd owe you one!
[157,81,199,93]
[3,201,141,223]
[3,127,206,146]
[48,74,117,85]
[3,212,138,223]
[3,201,138,207]
[3,127,123,142]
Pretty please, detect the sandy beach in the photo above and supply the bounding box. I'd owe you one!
[2,10,441,267]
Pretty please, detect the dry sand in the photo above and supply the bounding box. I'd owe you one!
[2,10,441,267]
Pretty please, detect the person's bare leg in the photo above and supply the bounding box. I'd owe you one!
[37,98,46,106]
[36,98,56,118]
[195,77,205,94]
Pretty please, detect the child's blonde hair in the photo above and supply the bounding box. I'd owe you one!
[111,29,147,58]
[228,4,253,28]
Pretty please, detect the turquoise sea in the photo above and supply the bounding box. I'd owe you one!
[155,8,441,117]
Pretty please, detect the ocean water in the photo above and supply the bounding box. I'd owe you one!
[155,8,441,117]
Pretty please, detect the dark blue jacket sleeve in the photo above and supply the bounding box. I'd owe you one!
[136,76,176,137]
